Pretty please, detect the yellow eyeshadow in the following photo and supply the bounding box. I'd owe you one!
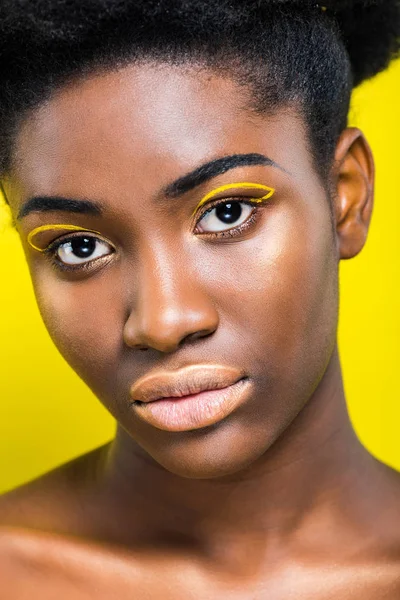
[192,182,275,217]
[27,224,102,253]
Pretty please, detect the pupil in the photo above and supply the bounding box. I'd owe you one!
[216,202,242,224]
[71,237,96,258]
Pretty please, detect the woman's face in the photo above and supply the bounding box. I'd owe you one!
[7,63,341,478]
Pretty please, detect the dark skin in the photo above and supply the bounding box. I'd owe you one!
[0,63,399,598]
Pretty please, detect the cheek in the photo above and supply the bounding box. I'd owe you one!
[220,199,338,382]
[33,270,124,390]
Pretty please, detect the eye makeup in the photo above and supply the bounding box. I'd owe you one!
[192,182,275,217]
[27,183,275,251]
[27,224,102,252]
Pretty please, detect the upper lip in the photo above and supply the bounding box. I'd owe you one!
[130,364,245,403]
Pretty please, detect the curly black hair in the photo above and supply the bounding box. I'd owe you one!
[0,0,399,180]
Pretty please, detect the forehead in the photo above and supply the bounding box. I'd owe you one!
[10,62,311,202]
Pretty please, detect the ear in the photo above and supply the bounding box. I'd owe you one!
[332,127,375,260]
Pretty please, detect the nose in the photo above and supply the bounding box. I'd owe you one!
[122,245,219,353]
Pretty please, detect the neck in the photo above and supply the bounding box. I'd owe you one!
[98,345,374,568]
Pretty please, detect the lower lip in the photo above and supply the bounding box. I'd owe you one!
[132,378,251,432]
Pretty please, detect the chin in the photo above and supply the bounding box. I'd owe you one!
[131,416,280,480]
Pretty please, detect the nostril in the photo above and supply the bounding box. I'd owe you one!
[180,330,214,345]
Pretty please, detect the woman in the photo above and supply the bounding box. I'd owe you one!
[0,0,399,597]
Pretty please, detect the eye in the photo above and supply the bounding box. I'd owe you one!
[196,200,256,234]
[49,235,114,266]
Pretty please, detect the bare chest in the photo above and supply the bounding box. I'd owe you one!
[2,552,399,600]
[1,531,399,600]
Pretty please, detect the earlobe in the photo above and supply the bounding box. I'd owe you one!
[333,127,375,260]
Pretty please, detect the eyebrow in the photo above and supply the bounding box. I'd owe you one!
[17,197,103,220]
[164,153,286,198]
[17,153,285,220]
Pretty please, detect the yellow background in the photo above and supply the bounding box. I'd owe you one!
[0,61,399,493]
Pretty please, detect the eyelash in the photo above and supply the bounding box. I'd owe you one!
[195,196,267,239]
[42,233,114,274]
[42,196,269,272]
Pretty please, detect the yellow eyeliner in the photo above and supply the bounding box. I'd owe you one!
[27,224,102,252]
[192,182,275,217]
[28,184,275,250]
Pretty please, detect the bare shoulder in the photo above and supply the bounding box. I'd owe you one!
[0,528,189,600]
[0,527,148,599]
[0,443,110,533]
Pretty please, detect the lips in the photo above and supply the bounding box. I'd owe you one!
[129,365,251,432]
[130,364,245,404]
